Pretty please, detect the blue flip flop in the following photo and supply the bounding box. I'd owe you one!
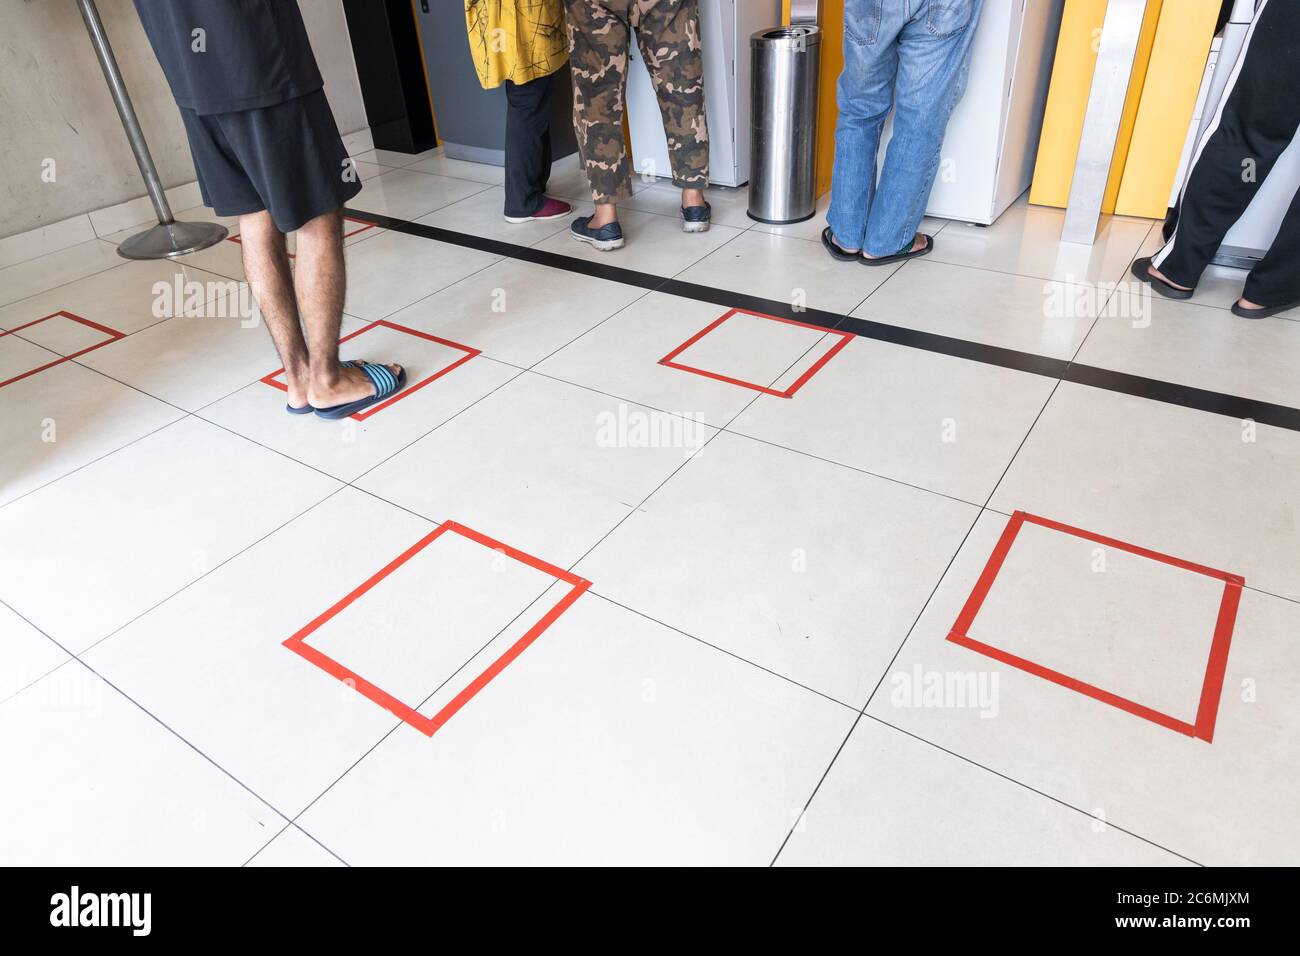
[314,361,407,419]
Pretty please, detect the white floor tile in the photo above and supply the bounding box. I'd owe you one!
[350,168,491,220]
[358,372,715,566]
[343,231,500,321]
[988,383,1300,602]
[576,431,978,705]
[351,146,442,169]
[1076,288,1300,408]
[0,258,234,343]
[415,186,572,245]
[0,417,340,652]
[929,200,1154,286]
[80,489,437,814]
[380,257,646,368]
[0,239,125,309]
[0,666,279,865]
[777,718,1189,866]
[853,258,1100,359]
[868,509,1300,865]
[296,593,856,865]
[0,356,182,506]
[245,825,344,867]
[677,228,901,313]
[77,290,279,412]
[0,602,68,702]
[407,152,506,185]
[729,335,1055,503]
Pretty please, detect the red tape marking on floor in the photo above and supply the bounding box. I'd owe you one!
[260,319,480,420]
[0,311,126,389]
[948,510,1245,743]
[282,520,590,737]
[659,307,853,398]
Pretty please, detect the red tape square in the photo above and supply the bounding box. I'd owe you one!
[948,510,1244,743]
[0,311,125,389]
[658,308,852,398]
[283,521,590,737]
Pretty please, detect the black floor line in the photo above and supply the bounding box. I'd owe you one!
[347,206,1300,434]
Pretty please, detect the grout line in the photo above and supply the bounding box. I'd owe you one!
[0,595,352,867]
[856,713,1204,866]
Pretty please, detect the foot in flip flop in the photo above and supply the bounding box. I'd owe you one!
[1231,294,1300,319]
[860,233,933,265]
[1130,257,1194,299]
[310,360,407,419]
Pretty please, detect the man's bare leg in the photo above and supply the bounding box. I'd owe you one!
[238,210,310,407]
[293,207,400,409]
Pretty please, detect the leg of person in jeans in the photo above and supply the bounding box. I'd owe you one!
[863,0,982,258]
[631,0,710,228]
[1140,0,1300,315]
[826,0,906,254]
[503,73,571,223]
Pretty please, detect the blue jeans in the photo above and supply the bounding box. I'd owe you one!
[827,0,984,255]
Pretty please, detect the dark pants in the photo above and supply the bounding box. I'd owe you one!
[1154,0,1300,307]
[503,74,555,218]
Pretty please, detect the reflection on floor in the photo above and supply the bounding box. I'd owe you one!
[2,149,1298,867]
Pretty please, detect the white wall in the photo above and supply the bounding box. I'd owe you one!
[0,0,366,240]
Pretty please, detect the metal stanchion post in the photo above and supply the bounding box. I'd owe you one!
[76,0,227,259]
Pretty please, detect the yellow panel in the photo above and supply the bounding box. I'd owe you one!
[1030,0,1163,211]
[1115,0,1219,217]
[1029,0,1108,207]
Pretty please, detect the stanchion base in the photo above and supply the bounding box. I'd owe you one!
[115,220,229,260]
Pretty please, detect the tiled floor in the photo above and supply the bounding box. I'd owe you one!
[2,147,1296,867]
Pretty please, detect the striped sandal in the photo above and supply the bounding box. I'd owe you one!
[286,360,367,415]
[313,361,407,420]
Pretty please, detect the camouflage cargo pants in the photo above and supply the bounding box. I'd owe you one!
[564,0,709,203]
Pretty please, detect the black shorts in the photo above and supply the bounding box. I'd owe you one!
[179,89,362,233]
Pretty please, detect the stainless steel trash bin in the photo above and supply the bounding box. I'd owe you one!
[748,25,821,224]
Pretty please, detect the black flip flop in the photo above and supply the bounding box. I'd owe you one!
[1231,298,1300,319]
[286,403,314,415]
[821,226,860,262]
[1130,257,1194,300]
[859,234,933,266]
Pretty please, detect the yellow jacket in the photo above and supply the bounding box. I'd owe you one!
[464,0,569,90]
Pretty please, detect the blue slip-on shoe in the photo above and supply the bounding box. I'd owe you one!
[681,201,711,233]
[570,215,625,251]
